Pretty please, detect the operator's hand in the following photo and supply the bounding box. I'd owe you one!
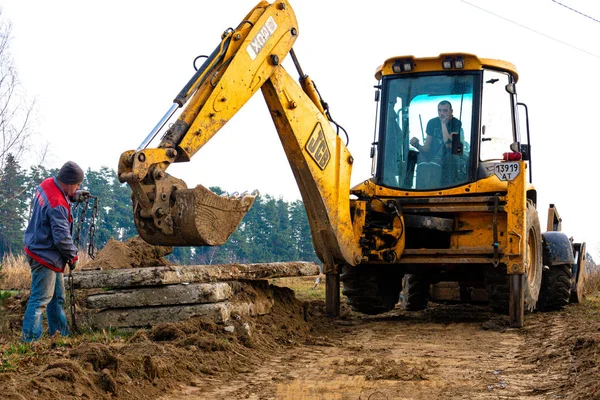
[410,137,420,148]
[68,260,78,271]
[71,190,90,203]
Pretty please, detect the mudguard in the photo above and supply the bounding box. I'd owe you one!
[570,242,586,303]
[542,231,575,267]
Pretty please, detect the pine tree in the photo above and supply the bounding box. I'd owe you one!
[6,167,322,265]
[269,198,297,261]
[109,176,136,241]
[81,166,120,249]
[0,154,27,256]
[23,165,55,218]
[289,200,319,262]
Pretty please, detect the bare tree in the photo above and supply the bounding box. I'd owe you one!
[0,8,38,170]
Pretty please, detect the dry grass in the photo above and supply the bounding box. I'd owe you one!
[585,266,600,296]
[0,253,30,291]
[0,251,94,292]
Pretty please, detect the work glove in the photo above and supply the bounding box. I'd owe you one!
[71,190,90,203]
[68,260,78,271]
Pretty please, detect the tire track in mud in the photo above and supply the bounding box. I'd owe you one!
[163,304,568,400]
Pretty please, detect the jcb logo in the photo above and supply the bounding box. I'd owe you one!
[306,123,330,170]
[246,16,277,60]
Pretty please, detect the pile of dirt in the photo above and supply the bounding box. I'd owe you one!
[0,285,334,400]
[84,236,172,270]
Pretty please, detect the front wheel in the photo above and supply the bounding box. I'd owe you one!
[485,264,509,314]
[341,265,402,315]
[400,274,430,311]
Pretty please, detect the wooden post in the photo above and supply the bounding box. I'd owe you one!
[325,272,340,317]
[509,274,524,327]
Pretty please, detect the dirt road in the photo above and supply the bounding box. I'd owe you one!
[163,300,598,400]
[2,282,599,400]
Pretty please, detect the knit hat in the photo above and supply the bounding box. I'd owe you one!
[57,161,84,184]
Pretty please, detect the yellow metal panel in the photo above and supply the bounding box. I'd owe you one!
[453,212,507,250]
[355,173,509,199]
[179,1,299,159]
[504,161,527,274]
[261,66,362,266]
[375,53,518,81]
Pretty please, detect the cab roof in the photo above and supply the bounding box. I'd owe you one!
[375,53,519,82]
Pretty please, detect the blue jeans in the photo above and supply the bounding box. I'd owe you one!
[22,258,70,342]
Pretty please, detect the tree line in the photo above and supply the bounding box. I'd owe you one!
[0,155,320,265]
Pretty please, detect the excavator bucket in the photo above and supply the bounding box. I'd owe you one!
[134,184,257,247]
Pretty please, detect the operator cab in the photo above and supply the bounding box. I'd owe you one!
[373,53,522,192]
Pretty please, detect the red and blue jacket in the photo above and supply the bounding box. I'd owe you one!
[24,177,78,273]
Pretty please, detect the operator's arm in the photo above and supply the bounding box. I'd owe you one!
[410,118,435,152]
[443,118,462,149]
[410,135,433,152]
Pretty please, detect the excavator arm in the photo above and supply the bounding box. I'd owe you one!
[118,0,362,267]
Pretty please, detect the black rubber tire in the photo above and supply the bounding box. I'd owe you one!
[538,265,572,311]
[484,202,543,314]
[400,274,430,311]
[341,264,402,315]
[484,264,510,314]
[523,201,543,311]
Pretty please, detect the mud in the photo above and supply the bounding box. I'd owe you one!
[1,288,599,400]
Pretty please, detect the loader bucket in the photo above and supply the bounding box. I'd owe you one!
[135,184,257,246]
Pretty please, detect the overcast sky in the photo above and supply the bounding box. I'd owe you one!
[2,0,599,258]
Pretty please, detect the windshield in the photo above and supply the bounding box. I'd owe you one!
[377,72,479,191]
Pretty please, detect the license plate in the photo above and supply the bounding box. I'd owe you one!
[494,162,520,181]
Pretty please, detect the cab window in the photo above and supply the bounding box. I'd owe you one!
[378,73,476,191]
[480,70,515,161]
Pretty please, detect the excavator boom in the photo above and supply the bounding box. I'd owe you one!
[118,0,362,266]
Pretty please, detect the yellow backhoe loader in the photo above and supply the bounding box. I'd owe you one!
[118,0,586,327]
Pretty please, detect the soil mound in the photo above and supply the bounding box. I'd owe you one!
[84,236,172,270]
[0,285,330,400]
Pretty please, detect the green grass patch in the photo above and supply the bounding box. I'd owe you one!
[270,276,325,302]
[0,343,35,372]
[0,290,17,300]
[83,327,136,343]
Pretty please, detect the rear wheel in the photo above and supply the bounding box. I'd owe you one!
[538,265,572,311]
[400,274,430,311]
[485,201,543,314]
[341,265,402,315]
